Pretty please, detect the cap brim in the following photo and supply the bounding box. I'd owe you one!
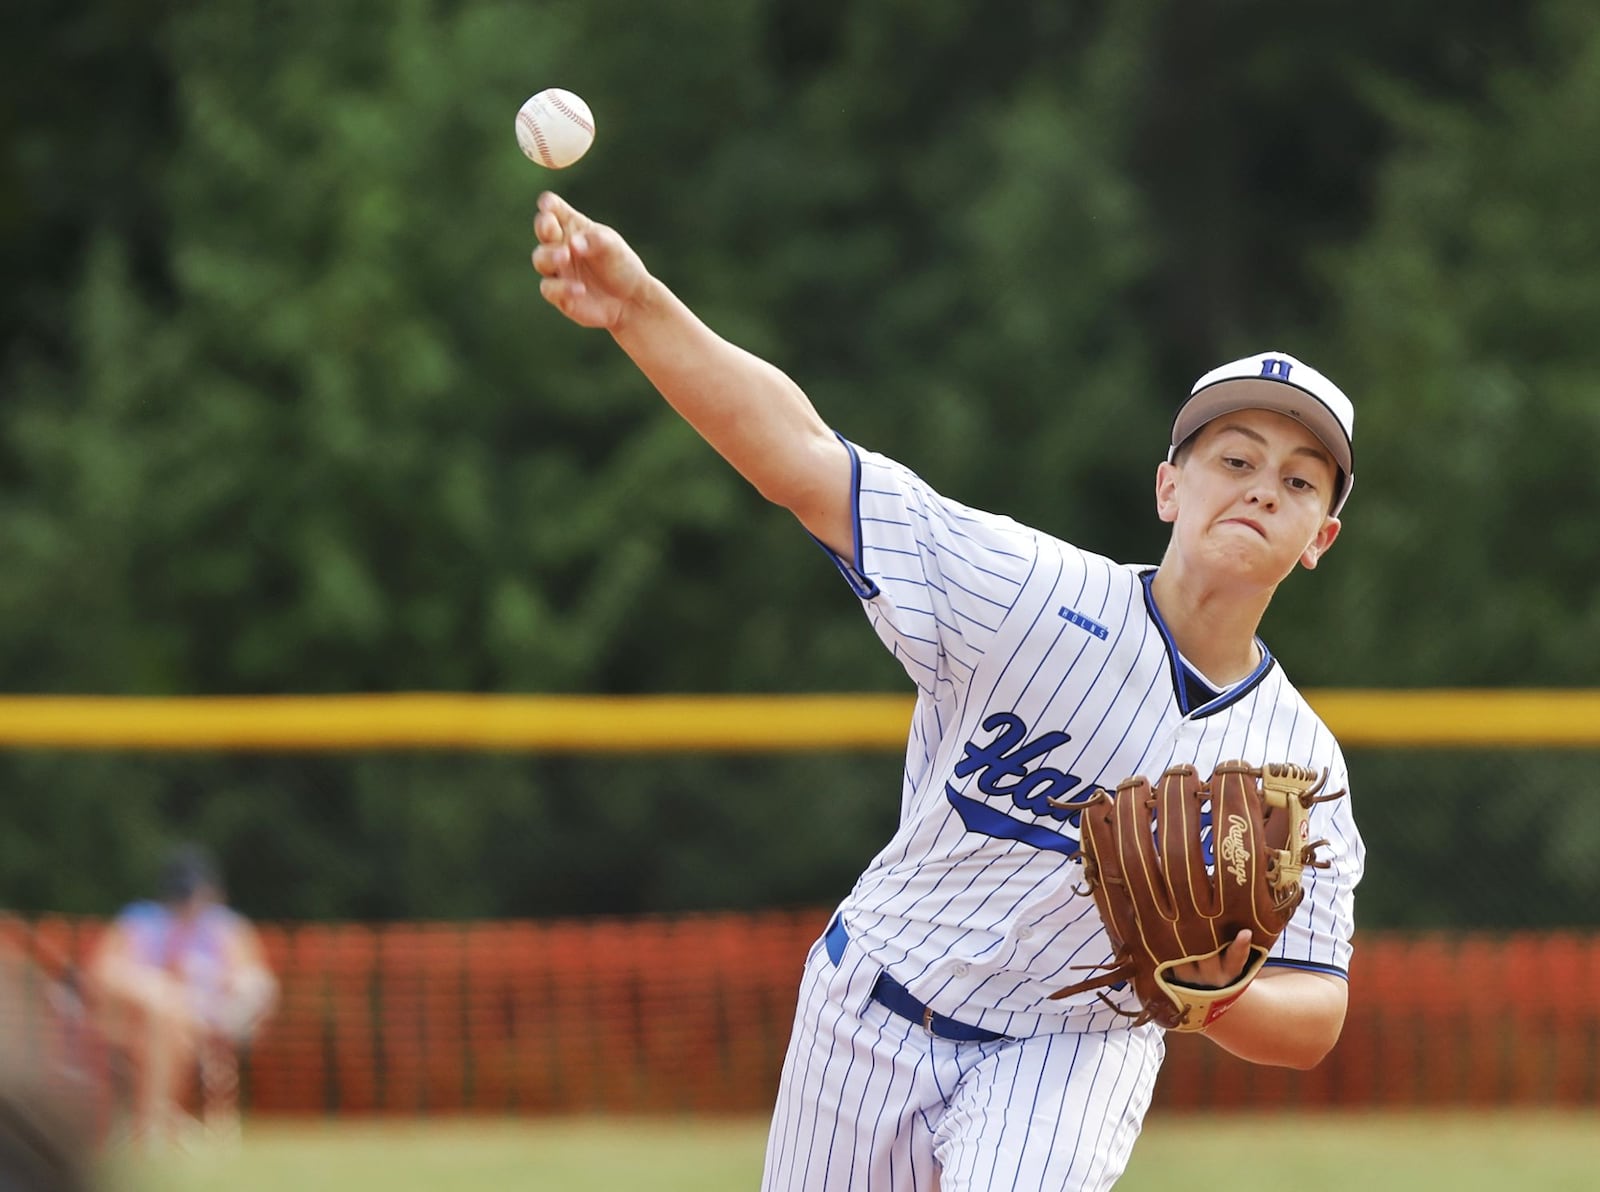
[1171,377,1354,483]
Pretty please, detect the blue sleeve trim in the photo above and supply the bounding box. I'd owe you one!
[1263,958,1349,981]
[810,435,880,599]
[118,900,162,927]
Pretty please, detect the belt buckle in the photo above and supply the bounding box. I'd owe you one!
[922,1006,936,1034]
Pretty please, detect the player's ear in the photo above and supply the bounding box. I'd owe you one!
[1155,461,1181,524]
[1299,516,1341,570]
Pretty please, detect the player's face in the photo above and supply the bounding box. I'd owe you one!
[1155,408,1342,586]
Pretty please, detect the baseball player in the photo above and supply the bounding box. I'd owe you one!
[532,191,1363,1191]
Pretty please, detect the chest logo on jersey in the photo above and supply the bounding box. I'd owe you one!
[944,712,1101,856]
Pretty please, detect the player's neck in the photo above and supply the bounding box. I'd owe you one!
[1147,563,1271,686]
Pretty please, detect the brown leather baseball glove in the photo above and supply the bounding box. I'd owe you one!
[1049,760,1343,1032]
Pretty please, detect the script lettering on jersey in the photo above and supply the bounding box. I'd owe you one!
[945,713,1099,855]
[952,713,1081,814]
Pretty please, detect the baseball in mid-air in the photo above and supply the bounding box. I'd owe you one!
[515,88,595,170]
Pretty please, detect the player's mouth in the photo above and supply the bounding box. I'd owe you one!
[1219,517,1267,538]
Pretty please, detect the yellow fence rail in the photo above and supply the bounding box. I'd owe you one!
[0,690,1596,751]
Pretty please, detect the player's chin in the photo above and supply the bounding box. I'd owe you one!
[1200,540,1294,587]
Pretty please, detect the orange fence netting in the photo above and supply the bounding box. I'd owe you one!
[4,911,1597,1116]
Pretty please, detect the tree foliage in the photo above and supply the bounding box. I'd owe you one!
[0,0,1593,924]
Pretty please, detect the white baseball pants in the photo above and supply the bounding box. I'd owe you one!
[761,925,1165,1191]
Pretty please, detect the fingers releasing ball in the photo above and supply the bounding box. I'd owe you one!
[515,88,595,170]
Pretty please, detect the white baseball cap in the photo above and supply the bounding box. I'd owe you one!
[1168,350,1355,516]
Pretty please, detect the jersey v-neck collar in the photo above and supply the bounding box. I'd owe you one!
[1138,569,1275,718]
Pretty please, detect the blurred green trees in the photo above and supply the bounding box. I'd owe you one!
[1,0,1595,921]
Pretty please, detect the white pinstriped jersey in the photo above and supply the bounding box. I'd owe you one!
[821,442,1365,1041]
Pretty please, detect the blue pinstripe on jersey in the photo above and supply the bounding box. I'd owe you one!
[779,440,1365,1189]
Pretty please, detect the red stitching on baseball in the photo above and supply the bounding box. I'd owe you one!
[545,93,594,135]
[518,111,554,168]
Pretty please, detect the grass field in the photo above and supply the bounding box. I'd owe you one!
[116,1112,1599,1191]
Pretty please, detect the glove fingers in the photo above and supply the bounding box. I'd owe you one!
[1075,788,1137,951]
[1156,764,1215,923]
[1210,760,1282,934]
[1115,775,1173,921]
[1062,759,1345,1030]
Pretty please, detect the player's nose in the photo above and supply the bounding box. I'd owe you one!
[1244,479,1277,509]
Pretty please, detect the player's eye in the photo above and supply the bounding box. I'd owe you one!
[1221,456,1250,470]
[1285,476,1316,493]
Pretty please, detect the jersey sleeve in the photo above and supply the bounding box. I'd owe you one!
[108,901,167,967]
[1267,749,1365,977]
[818,440,1039,696]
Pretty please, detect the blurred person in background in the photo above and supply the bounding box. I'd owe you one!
[86,844,277,1151]
[1,933,102,1192]
[0,1071,100,1192]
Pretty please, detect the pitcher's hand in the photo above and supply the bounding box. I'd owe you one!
[1173,929,1254,989]
[531,192,650,331]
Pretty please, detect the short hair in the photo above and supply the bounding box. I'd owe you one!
[157,843,222,904]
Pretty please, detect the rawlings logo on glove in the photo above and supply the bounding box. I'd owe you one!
[1048,760,1344,1032]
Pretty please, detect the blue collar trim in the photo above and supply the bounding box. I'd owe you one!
[1139,569,1275,718]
